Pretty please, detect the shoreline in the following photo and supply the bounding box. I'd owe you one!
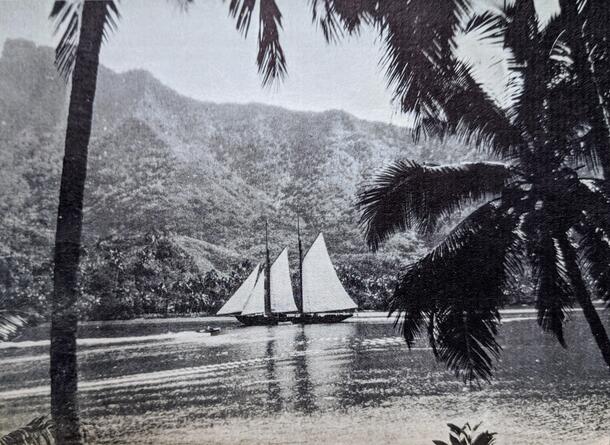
[70,303,607,326]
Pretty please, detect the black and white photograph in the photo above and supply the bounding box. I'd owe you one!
[0,0,609,444]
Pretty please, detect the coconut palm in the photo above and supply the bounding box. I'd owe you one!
[49,0,286,442]
[311,0,609,177]
[357,0,610,382]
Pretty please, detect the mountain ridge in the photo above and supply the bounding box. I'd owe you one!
[0,38,479,316]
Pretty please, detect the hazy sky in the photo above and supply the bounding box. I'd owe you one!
[0,0,558,126]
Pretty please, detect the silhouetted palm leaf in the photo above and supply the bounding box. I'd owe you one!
[228,0,286,85]
[419,62,525,158]
[390,203,521,382]
[358,160,514,250]
[463,9,506,44]
[257,0,286,85]
[576,180,610,235]
[228,0,256,35]
[51,0,120,80]
[577,222,610,302]
[526,227,573,347]
[0,416,54,445]
[310,0,370,42]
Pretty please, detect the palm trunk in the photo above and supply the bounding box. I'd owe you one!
[559,0,610,178]
[51,2,106,444]
[558,236,610,370]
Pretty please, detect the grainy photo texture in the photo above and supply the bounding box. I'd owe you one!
[0,1,609,444]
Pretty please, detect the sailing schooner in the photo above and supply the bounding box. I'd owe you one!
[216,223,357,325]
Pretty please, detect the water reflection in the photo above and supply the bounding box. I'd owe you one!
[264,329,282,413]
[292,326,316,413]
[1,315,609,445]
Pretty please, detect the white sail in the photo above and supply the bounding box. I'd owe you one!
[217,264,261,315]
[302,233,358,313]
[240,269,266,315]
[270,248,298,313]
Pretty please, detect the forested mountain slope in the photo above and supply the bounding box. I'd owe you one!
[0,39,481,317]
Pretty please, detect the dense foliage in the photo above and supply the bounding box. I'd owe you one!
[77,230,254,320]
[0,40,453,321]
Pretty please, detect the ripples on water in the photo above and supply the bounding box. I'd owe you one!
[0,313,608,444]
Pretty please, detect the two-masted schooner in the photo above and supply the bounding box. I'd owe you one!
[216,221,358,325]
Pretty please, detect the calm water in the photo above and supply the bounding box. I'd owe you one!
[0,311,608,444]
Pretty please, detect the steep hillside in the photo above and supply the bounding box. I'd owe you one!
[0,39,482,316]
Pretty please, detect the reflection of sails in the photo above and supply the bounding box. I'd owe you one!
[264,331,283,413]
[307,323,358,409]
[260,324,358,413]
[293,326,316,413]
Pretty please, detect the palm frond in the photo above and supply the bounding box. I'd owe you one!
[390,202,521,382]
[463,9,507,44]
[228,0,256,36]
[227,0,286,86]
[0,416,54,445]
[0,310,33,342]
[524,216,574,347]
[504,0,540,66]
[419,62,525,158]
[257,0,286,86]
[576,179,610,235]
[577,222,610,302]
[374,1,469,114]
[358,160,514,250]
[51,0,120,80]
[309,0,374,42]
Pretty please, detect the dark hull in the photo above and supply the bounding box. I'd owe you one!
[235,312,353,326]
[290,313,353,324]
[235,314,292,326]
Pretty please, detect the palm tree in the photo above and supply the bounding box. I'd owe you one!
[49,0,286,442]
[357,0,610,382]
[49,2,115,442]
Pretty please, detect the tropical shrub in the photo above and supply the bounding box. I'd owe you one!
[0,416,54,445]
[432,423,496,445]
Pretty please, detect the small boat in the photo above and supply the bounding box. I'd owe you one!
[197,326,222,336]
[217,218,357,325]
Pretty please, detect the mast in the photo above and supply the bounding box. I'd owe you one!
[264,219,272,316]
[297,214,304,314]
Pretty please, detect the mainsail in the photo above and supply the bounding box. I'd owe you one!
[270,248,298,313]
[217,264,261,315]
[301,233,357,313]
[241,248,297,315]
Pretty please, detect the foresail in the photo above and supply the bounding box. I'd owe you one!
[270,248,298,313]
[302,233,358,313]
[217,264,261,315]
[240,270,266,315]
